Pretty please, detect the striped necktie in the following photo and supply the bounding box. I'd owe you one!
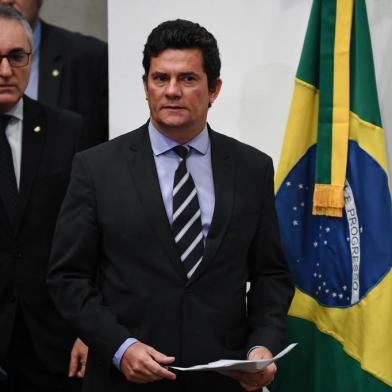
[0,115,18,223]
[172,145,204,278]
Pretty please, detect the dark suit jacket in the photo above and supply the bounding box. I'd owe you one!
[0,96,82,375]
[38,21,108,149]
[48,123,294,391]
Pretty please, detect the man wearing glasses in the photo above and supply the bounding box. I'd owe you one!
[0,6,84,391]
[0,0,108,149]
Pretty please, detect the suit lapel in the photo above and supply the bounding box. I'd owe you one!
[188,128,234,283]
[14,97,46,234]
[126,125,187,279]
[38,22,63,106]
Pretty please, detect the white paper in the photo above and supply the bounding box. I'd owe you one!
[171,343,297,374]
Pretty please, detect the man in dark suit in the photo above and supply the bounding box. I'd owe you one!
[0,0,108,148]
[0,6,85,391]
[48,19,294,392]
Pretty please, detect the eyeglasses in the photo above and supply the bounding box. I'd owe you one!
[0,50,31,68]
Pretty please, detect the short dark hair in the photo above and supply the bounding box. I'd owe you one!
[0,5,33,48]
[142,19,221,90]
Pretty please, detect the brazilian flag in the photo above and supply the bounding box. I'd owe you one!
[271,0,392,390]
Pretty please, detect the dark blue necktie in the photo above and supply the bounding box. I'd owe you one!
[172,146,204,278]
[0,115,18,223]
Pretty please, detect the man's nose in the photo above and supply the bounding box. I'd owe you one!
[165,79,181,98]
[0,57,13,77]
[0,0,15,5]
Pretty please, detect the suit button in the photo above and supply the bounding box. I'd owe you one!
[10,295,17,303]
[16,251,22,258]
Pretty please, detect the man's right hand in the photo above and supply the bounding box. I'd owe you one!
[120,342,176,384]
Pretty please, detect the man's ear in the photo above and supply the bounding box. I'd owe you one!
[209,78,222,105]
[143,79,149,100]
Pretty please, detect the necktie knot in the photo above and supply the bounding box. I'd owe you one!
[173,145,189,160]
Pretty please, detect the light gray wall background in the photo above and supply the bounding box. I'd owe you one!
[40,0,107,41]
[108,0,392,178]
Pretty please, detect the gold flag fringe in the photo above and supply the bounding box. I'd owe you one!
[312,184,344,217]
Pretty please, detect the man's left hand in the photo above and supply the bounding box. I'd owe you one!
[68,338,89,378]
[229,347,276,391]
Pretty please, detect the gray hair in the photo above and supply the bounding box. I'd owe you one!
[0,5,33,49]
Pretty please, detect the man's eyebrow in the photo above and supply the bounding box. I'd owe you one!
[8,47,28,53]
[179,71,198,76]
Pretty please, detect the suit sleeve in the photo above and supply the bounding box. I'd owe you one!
[47,153,130,363]
[246,157,294,355]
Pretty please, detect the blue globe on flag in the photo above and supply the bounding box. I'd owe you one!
[276,141,392,308]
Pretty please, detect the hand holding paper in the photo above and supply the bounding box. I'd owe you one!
[171,343,297,373]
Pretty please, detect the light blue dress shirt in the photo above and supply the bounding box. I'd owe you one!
[25,20,42,100]
[4,99,23,189]
[112,122,215,369]
[148,122,215,239]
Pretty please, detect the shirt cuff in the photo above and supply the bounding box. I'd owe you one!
[112,338,139,369]
[247,345,267,358]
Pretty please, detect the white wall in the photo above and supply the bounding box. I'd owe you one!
[108,0,391,174]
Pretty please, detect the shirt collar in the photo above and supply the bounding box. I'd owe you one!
[32,20,42,54]
[148,121,210,156]
[4,98,23,122]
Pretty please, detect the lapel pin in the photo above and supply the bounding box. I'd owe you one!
[52,69,60,77]
[34,126,41,133]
